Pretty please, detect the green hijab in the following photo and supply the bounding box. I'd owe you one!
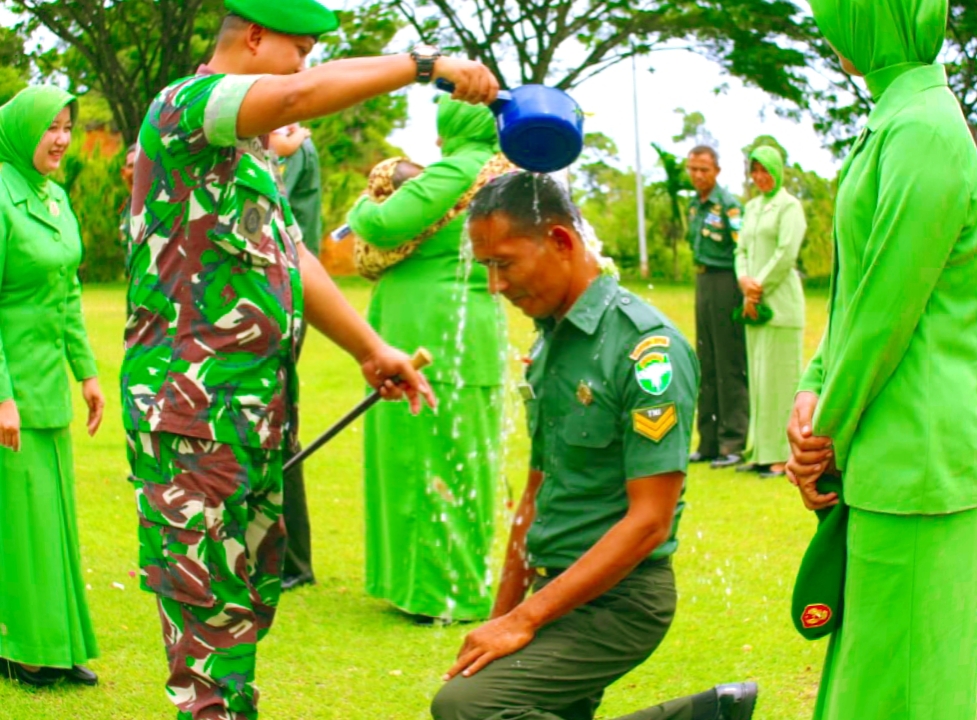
[0,85,77,192]
[809,0,947,98]
[750,145,785,199]
[436,95,499,158]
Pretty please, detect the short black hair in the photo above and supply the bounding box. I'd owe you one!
[688,145,719,165]
[217,13,251,46]
[468,171,580,235]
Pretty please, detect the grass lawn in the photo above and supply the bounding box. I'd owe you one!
[0,278,830,720]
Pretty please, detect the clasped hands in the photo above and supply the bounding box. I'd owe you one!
[785,391,839,511]
[739,276,763,321]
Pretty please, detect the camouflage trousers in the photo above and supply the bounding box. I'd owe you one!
[126,431,285,720]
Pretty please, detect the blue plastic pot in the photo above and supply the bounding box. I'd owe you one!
[436,79,584,173]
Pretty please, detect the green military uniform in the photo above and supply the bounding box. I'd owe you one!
[433,275,711,720]
[277,136,322,586]
[687,186,748,458]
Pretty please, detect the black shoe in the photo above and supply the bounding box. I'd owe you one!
[735,463,758,473]
[7,662,63,687]
[281,573,316,592]
[759,468,786,479]
[710,454,744,469]
[716,681,758,720]
[65,665,98,686]
[690,452,718,463]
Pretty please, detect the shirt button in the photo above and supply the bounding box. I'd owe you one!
[58,303,65,312]
[59,267,66,276]
[620,297,631,305]
[548,420,555,428]
[54,339,63,349]
[582,431,589,438]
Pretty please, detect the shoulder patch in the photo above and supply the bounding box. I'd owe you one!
[633,403,677,442]
[635,352,673,395]
[630,335,671,360]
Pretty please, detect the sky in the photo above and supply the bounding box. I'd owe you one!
[389,48,844,195]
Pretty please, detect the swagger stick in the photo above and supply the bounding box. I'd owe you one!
[283,348,433,472]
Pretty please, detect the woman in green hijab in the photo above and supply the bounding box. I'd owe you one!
[734,145,806,478]
[785,2,977,718]
[348,96,510,623]
[0,86,104,686]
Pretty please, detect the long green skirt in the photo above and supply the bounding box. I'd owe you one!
[364,383,502,621]
[0,427,98,667]
[814,507,977,720]
[745,324,802,465]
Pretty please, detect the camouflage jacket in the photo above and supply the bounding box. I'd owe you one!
[122,68,304,450]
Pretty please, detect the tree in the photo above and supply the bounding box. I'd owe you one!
[391,0,815,97]
[650,142,693,281]
[0,26,28,105]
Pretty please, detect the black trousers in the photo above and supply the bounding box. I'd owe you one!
[431,561,698,720]
[694,268,749,457]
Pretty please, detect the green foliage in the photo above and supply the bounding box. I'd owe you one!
[58,140,129,283]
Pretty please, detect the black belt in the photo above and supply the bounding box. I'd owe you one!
[534,556,671,579]
[695,264,733,274]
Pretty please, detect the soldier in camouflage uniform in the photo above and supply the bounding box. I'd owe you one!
[122,1,498,718]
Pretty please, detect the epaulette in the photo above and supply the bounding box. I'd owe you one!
[615,289,666,334]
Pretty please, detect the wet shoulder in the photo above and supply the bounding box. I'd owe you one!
[611,287,692,354]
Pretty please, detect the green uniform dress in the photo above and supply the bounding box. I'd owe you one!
[124,67,304,720]
[0,86,99,669]
[734,147,806,466]
[687,186,749,457]
[801,2,977,718]
[432,275,711,720]
[347,98,505,621]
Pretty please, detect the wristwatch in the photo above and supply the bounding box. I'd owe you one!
[410,43,441,84]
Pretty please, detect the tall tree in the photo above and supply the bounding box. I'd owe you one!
[391,0,814,98]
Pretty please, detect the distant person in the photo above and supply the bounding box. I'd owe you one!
[347,96,512,623]
[0,85,105,688]
[685,146,748,469]
[734,146,805,478]
[271,122,323,591]
[120,143,137,269]
[787,1,977,718]
[431,170,757,720]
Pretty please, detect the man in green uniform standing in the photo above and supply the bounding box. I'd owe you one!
[276,127,322,591]
[786,1,977,719]
[122,1,497,718]
[685,146,748,468]
[431,171,757,720]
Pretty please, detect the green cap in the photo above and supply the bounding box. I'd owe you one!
[225,0,339,37]
[791,474,848,641]
[732,302,774,326]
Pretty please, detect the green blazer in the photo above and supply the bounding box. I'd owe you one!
[734,187,806,328]
[0,163,97,429]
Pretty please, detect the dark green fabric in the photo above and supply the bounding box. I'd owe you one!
[792,475,847,640]
[280,138,322,255]
[809,0,946,98]
[524,275,699,567]
[686,185,743,269]
[225,0,339,36]
[431,562,696,720]
[732,301,773,325]
[0,85,76,192]
[750,146,784,198]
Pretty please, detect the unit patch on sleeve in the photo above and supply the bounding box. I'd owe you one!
[632,403,677,442]
[629,335,671,361]
[634,352,673,396]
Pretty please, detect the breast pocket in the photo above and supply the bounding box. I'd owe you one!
[560,408,622,492]
[209,154,283,267]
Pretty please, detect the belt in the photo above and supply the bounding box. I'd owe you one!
[695,264,733,274]
[534,556,671,579]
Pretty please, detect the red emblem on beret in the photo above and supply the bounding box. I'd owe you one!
[801,603,832,629]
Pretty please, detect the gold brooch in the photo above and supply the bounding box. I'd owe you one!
[576,380,593,406]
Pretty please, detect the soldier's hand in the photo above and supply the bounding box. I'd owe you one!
[443,613,536,680]
[0,399,20,452]
[360,345,436,415]
[81,377,105,437]
[432,57,500,106]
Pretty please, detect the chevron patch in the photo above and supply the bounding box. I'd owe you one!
[632,403,677,442]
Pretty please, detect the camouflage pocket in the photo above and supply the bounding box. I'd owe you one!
[134,478,216,608]
[210,154,282,267]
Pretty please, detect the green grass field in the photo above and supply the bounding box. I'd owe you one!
[0,279,830,720]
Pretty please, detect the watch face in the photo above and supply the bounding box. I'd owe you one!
[413,43,439,57]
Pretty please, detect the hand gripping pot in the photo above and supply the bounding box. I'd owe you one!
[435,79,584,173]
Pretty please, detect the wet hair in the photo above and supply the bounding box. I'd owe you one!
[391,160,424,190]
[468,171,580,236]
[688,145,719,166]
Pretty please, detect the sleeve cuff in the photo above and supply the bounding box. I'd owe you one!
[70,357,98,383]
[204,74,267,147]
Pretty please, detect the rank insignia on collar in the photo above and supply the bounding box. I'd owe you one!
[632,403,677,442]
[576,381,593,406]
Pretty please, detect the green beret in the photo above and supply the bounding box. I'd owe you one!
[791,474,848,641]
[731,302,773,326]
[225,0,339,37]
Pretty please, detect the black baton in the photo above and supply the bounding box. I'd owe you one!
[282,348,433,472]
